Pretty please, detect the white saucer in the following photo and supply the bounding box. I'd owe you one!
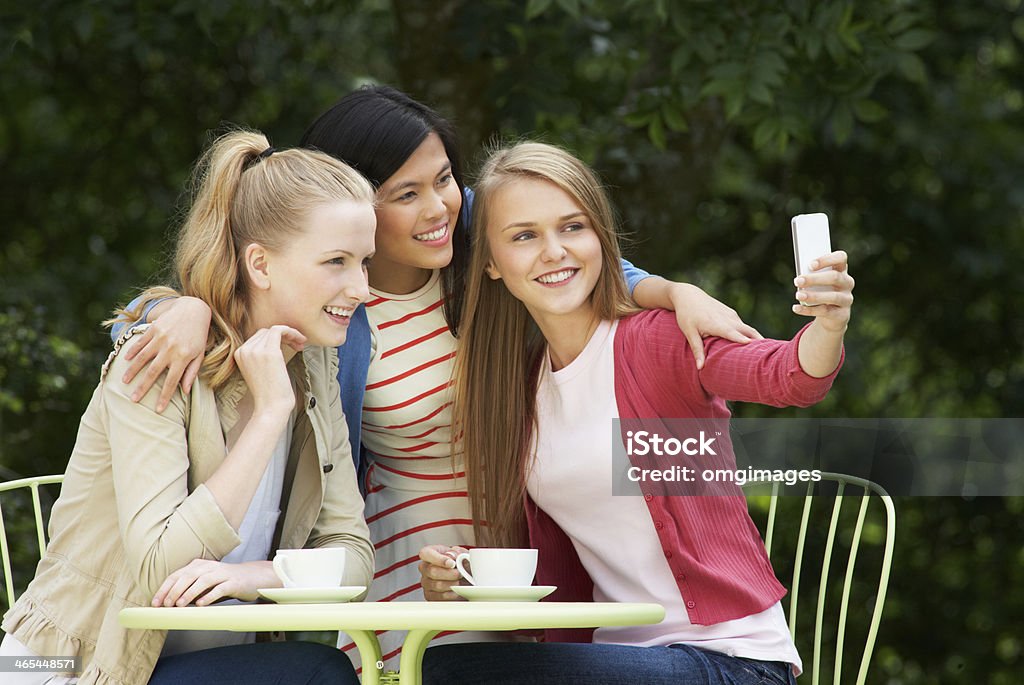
[451,585,556,602]
[258,586,366,604]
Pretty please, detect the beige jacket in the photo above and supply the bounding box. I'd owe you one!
[2,326,373,685]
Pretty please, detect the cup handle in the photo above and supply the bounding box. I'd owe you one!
[454,553,475,586]
[272,556,294,588]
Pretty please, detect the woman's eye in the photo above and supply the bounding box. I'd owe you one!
[397,191,416,202]
[512,232,534,242]
[437,174,453,186]
[328,257,345,266]
[564,222,585,232]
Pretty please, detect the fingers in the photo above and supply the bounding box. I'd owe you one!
[131,350,171,403]
[269,325,307,352]
[418,545,465,602]
[156,359,188,412]
[418,561,462,601]
[796,289,854,308]
[181,354,203,395]
[152,560,230,607]
[682,328,707,370]
[419,544,458,569]
[809,250,848,272]
[739,323,764,340]
[122,330,158,384]
[795,269,853,291]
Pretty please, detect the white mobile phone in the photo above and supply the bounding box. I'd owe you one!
[791,213,832,306]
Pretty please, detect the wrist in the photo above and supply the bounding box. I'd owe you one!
[251,401,294,425]
[813,319,849,335]
[668,282,700,307]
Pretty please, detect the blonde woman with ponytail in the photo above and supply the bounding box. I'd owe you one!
[0,130,376,685]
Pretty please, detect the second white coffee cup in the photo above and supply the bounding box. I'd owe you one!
[273,547,346,588]
[454,548,538,587]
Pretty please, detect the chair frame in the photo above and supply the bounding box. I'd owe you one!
[744,471,896,685]
[0,474,64,611]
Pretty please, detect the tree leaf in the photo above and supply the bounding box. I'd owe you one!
[753,117,780,149]
[554,0,581,20]
[526,0,553,20]
[895,28,937,51]
[661,104,688,132]
[671,45,691,76]
[623,111,652,128]
[887,11,920,35]
[853,99,889,123]
[897,52,928,83]
[648,115,667,149]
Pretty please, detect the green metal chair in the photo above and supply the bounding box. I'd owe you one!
[743,471,896,685]
[0,474,64,615]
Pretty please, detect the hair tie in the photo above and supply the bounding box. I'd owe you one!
[244,146,276,171]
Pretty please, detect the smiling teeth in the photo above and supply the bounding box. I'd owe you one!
[324,306,354,317]
[537,269,576,284]
[414,226,447,241]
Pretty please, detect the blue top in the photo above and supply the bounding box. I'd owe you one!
[114,186,651,475]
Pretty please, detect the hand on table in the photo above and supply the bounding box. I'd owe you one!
[418,545,468,601]
[152,559,278,607]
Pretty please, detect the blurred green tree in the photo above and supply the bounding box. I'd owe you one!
[1,1,1021,682]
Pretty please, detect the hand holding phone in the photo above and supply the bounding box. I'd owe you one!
[792,213,832,306]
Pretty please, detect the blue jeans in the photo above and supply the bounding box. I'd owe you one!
[421,642,796,685]
[148,640,359,684]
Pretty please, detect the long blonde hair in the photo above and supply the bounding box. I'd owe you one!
[111,129,374,390]
[456,142,638,547]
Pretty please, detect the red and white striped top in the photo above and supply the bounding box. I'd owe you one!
[362,270,459,476]
[341,270,510,672]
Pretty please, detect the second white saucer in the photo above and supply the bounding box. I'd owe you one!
[451,585,556,602]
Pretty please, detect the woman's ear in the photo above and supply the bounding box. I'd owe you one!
[485,260,501,281]
[244,243,272,291]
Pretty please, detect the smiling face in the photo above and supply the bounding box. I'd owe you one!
[369,132,463,294]
[247,200,376,347]
[484,177,603,331]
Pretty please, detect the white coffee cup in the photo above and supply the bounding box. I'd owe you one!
[272,547,346,588]
[454,548,538,587]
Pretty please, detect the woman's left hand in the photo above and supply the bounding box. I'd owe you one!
[792,250,855,331]
[151,559,278,607]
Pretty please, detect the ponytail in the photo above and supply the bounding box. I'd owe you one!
[114,128,374,391]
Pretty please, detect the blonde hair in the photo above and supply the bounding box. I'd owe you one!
[111,129,374,390]
[455,142,638,547]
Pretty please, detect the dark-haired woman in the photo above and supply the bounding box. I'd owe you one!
[112,85,761,670]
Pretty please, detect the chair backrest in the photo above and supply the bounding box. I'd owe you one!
[743,472,896,685]
[0,475,64,614]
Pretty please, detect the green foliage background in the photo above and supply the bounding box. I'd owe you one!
[1,1,1022,682]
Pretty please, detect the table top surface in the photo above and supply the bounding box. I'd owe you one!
[119,601,666,632]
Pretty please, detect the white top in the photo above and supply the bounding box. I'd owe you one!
[526,319,802,672]
[160,412,293,658]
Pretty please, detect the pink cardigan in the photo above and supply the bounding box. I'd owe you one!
[526,309,843,642]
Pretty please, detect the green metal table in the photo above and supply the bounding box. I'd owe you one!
[120,600,665,685]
